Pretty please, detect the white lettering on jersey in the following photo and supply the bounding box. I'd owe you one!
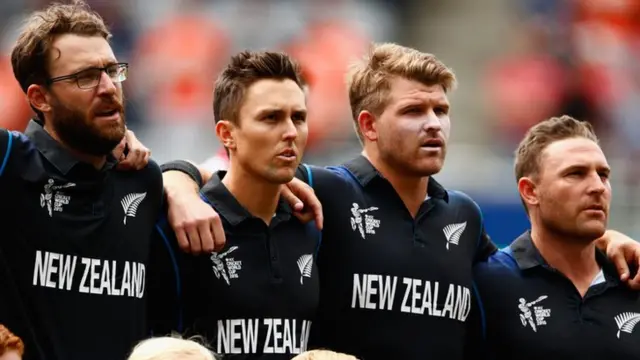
[351,273,397,311]
[351,273,471,322]
[32,250,145,298]
[216,318,311,355]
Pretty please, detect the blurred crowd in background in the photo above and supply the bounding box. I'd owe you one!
[1,0,639,245]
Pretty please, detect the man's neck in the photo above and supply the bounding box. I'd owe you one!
[222,162,281,225]
[43,124,106,170]
[363,149,428,217]
[530,226,600,297]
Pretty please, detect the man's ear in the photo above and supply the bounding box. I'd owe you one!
[26,84,51,113]
[518,177,539,209]
[357,110,378,142]
[215,120,236,151]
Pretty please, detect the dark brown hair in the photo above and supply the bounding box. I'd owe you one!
[213,50,304,124]
[10,0,111,119]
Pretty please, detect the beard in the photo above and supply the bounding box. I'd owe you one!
[378,136,446,177]
[49,95,126,156]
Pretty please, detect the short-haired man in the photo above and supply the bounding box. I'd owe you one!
[469,116,640,359]
[164,44,640,360]
[0,2,221,359]
[149,51,321,359]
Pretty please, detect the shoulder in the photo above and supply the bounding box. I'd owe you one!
[141,158,162,181]
[474,247,520,281]
[446,190,483,216]
[295,164,356,203]
[296,164,351,186]
[113,159,164,211]
[113,159,162,187]
[0,130,38,178]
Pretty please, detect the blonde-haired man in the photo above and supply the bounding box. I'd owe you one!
[164,43,640,360]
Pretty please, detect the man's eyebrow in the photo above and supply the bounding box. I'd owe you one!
[69,61,118,75]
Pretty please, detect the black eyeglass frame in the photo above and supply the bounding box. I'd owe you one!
[45,62,129,89]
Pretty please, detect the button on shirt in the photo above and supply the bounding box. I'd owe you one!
[304,156,497,360]
[470,231,640,359]
[0,121,163,360]
[148,172,321,359]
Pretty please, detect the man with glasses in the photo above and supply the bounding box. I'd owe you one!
[0,2,171,360]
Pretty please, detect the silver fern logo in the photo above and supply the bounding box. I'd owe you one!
[443,222,467,250]
[615,312,640,338]
[121,192,147,224]
[297,254,313,284]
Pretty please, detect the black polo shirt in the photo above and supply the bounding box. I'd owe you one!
[0,121,163,360]
[148,171,321,359]
[470,231,640,359]
[304,156,497,360]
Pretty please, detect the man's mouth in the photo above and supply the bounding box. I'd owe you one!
[95,109,119,117]
[420,138,444,148]
[277,148,297,160]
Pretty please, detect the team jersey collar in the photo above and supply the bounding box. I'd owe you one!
[25,119,118,175]
[200,171,293,227]
[341,155,448,202]
[510,230,620,284]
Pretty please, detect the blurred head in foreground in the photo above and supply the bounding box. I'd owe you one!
[291,349,359,360]
[127,336,216,360]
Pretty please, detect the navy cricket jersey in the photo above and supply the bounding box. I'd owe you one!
[0,121,163,360]
[469,231,640,359]
[148,170,321,359]
[305,156,497,360]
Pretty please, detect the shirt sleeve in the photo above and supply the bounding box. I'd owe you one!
[474,228,498,264]
[147,219,183,335]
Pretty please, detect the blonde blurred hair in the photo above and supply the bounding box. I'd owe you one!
[347,42,456,142]
[127,336,216,360]
[291,350,358,360]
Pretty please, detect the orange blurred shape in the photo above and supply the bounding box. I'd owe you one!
[132,14,230,123]
[286,21,369,148]
[487,55,566,137]
[0,56,31,131]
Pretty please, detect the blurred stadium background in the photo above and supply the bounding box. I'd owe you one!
[1,0,639,247]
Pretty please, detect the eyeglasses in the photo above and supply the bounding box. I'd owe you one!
[46,62,129,89]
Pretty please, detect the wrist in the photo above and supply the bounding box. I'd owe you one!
[161,160,203,188]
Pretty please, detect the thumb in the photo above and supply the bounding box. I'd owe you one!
[612,252,630,281]
[113,137,127,161]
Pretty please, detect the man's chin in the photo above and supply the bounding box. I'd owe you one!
[414,162,444,177]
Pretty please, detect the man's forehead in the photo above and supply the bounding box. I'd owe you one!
[389,77,449,104]
[541,138,607,169]
[245,80,305,106]
[48,34,115,74]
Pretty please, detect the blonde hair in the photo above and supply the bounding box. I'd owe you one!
[127,336,216,360]
[291,350,358,360]
[347,42,457,142]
